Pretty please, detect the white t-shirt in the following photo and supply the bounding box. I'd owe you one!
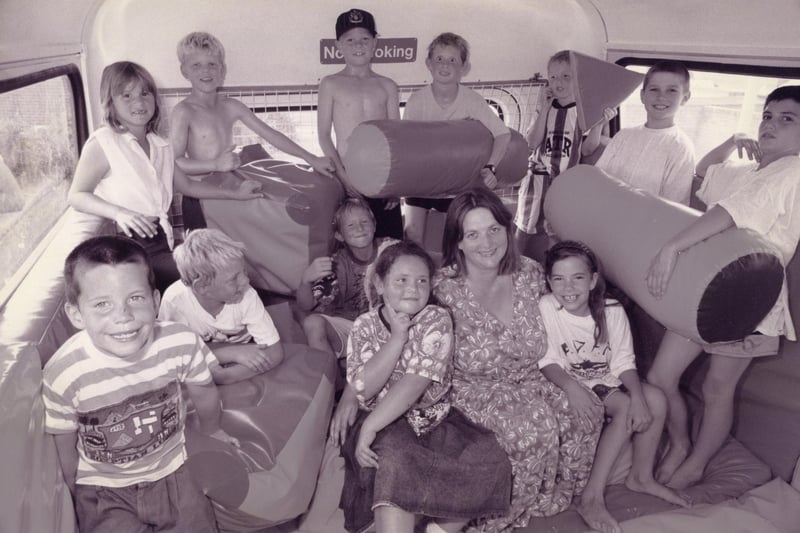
[596,124,695,205]
[538,294,637,389]
[697,156,800,340]
[159,281,280,346]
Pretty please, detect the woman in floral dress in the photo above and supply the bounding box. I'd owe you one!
[433,188,604,532]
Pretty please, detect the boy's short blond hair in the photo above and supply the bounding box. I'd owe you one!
[177,31,226,65]
[548,50,571,68]
[427,32,470,63]
[173,228,245,286]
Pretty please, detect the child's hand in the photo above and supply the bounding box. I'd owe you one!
[355,425,379,468]
[302,256,334,284]
[233,179,264,200]
[627,395,653,433]
[209,427,240,448]
[480,167,498,189]
[731,133,761,162]
[646,244,680,299]
[114,209,158,239]
[384,198,400,210]
[384,304,412,339]
[330,389,358,446]
[215,145,241,172]
[602,107,617,123]
[308,155,336,178]
[565,381,601,428]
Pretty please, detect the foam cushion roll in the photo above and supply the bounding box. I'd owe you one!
[543,165,783,343]
[185,344,336,530]
[200,145,344,295]
[342,119,529,198]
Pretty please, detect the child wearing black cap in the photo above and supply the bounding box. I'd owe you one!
[317,8,403,240]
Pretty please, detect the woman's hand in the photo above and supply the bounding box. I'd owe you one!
[330,389,359,446]
[627,395,653,433]
[646,244,680,299]
[114,209,158,239]
[355,424,379,468]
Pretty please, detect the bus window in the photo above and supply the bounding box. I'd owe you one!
[0,70,80,293]
[617,64,800,159]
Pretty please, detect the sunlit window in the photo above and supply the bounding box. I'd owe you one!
[0,74,78,292]
[618,65,800,160]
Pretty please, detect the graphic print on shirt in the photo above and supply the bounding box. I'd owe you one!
[77,380,181,464]
[561,339,611,380]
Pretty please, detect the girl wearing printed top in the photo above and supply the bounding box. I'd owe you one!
[67,61,262,291]
[539,241,689,533]
[339,241,511,533]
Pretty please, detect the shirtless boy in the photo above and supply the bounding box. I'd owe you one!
[171,32,334,226]
[317,8,403,238]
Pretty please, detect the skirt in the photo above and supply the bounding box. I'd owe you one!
[340,407,512,533]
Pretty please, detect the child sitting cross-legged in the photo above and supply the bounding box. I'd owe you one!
[159,228,284,384]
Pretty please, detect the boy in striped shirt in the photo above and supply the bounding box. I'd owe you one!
[43,235,236,532]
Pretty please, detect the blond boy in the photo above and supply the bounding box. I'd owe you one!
[160,228,284,384]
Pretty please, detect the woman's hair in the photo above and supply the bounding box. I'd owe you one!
[366,240,436,309]
[441,188,519,276]
[427,32,470,63]
[100,61,161,134]
[177,31,226,66]
[331,196,375,252]
[544,240,609,345]
[172,228,246,287]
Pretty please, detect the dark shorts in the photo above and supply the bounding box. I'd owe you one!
[74,464,218,533]
[591,383,628,402]
[404,197,453,213]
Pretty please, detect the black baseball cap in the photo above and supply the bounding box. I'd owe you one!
[336,8,377,39]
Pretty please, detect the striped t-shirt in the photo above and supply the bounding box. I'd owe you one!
[42,321,215,487]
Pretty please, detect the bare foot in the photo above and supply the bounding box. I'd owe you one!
[625,475,691,507]
[665,460,704,490]
[576,495,621,533]
[655,443,689,484]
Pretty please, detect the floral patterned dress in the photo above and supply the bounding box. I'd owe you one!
[433,257,603,532]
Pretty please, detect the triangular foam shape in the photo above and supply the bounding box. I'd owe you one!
[570,51,644,131]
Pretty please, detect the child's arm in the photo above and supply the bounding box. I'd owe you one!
[53,432,79,496]
[185,381,239,446]
[481,132,512,189]
[358,305,410,400]
[525,97,553,150]
[581,107,616,157]
[385,79,401,120]
[207,342,284,384]
[355,373,432,468]
[68,138,158,238]
[330,384,359,446]
[646,205,735,298]
[169,103,241,175]
[696,133,761,177]
[233,101,334,177]
[618,369,653,433]
[173,164,263,200]
[296,257,334,311]
[316,77,349,184]
[540,364,601,427]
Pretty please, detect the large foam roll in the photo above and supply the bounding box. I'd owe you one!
[543,165,783,344]
[342,119,529,198]
[185,344,336,530]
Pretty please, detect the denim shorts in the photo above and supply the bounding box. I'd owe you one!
[74,464,218,533]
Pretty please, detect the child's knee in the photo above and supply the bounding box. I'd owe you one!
[302,314,326,335]
[701,372,738,403]
[642,383,668,417]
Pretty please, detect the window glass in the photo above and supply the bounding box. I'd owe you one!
[0,74,78,291]
[618,65,800,160]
